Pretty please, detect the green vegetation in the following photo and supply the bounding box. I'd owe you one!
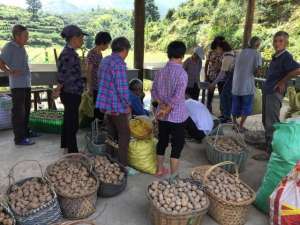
[0,0,299,65]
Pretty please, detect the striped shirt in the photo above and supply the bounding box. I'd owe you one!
[96,53,130,114]
[151,61,188,123]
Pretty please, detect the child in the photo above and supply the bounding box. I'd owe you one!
[254,31,300,161]
[55,25,87,153]
[129,78,149,116]
[151,41,188,178]
[183,47,204,100]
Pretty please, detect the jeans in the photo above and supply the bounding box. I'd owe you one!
[206,81,224,113]
[60,92,81,153]
[11,88,31,143]
[220,73,233,119]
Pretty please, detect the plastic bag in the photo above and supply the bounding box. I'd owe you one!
[270,162,300,225]
[128,138,157,175]
[252,87,262,115]
[79,91,94,128]
[255,121,300,214]
[0,94,12,129]
[129,116,153,139]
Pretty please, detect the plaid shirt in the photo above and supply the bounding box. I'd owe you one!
[57,45,84,95]
[96,53,130,114]
[151,61,188,123]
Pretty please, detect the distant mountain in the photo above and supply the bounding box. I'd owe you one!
[42,0,81,14]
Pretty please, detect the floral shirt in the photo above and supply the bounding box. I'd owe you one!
[87,48,103,90]
[207,50,223,82]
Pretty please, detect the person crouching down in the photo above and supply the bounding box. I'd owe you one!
[129,78,149,116]
[185,93,214,142]
[151,41,188,178]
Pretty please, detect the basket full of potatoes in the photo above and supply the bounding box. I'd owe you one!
[147,179,209,225]
[45,154,99,220]
[204,124,249,173]
[191,161,256,225]
[0,202,15,225]
[6,160,62,225]
[92,154,127,197]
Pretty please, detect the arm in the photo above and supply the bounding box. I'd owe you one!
[183,58,189,71]
[0,45,21,76]
[130,93,147,116]
[151,71,160,103]
[204,52,210,80]
[275,68,300,94]
[113,63,130,108]
[86,62,93,94]
[211,70,226,86]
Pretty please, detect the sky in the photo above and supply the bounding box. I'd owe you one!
[0,0,187,15]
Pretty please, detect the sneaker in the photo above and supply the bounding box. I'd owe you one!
[16,138,35,146]
[126,166,140,176]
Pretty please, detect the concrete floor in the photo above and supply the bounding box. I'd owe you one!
[0,119,269,225]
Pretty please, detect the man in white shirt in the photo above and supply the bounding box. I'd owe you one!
[185,96,214,142]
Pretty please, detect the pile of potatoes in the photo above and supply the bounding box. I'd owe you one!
[211,137,243,153]
[8,178,53,215]
[93,156,125,184]
[148,179,208,214]
[194,168,253,203]
[47,161,97,197]
[0,206,14,225]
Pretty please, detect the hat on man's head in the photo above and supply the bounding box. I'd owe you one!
[61,25,88,39]
[194,46,205,60]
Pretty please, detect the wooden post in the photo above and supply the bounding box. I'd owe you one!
[134,0,145,80]
[243,0,256,48]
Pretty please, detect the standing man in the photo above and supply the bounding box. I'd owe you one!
[183,47,204,100]
[255,31,300,160]
[96,37,134,173]
[0,25,35,145]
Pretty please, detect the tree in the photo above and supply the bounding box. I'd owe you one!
[131,0,160,28]
[26,0,42,20]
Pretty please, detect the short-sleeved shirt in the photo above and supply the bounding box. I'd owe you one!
[263,50,300,94]
[151,62,188,123]
[57,45,84,95]
[0,41,31,88]
[87,48,103,90]
[183,57,202,88]
[206,50,223,81]
[232,48,262,96]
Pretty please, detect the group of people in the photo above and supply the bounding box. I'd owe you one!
[0,23,300,177]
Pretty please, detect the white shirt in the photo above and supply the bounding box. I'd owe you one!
[185,99,214,134]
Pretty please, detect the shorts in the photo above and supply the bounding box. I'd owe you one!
[232,95,254,116]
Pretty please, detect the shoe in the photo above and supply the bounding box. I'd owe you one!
[28,130,41,138]
[16,138,35,146]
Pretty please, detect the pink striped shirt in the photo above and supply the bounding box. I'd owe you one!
[151,61,188,123]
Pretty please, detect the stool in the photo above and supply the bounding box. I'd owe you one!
[31,87,56,111]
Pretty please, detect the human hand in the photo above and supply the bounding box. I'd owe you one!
[156,103,171,120]
[9,69,21,76]
[274,80,286,94]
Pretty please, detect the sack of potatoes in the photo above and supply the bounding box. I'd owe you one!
[129,116,153,139]
[147,179,209,215]
[8,178,55,216]
[46,160,98,198]
[193,167,254,203]
[210,136,244,153]
[0,204,15,225]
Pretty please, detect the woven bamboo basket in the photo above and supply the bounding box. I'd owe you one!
[191,161,256,225]
[0,200,16,225]
[54,219,96,225]
[205,124,249,173]
[46,154,99,220]
[147,179,209,225]
[7,160,62,225]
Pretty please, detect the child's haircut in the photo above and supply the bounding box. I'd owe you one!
[219,41,232,52]
[274,31,289,39]
[95,32,112,46]
[111,37,131,53]
[167,41,186,59]
[129,78,143,91]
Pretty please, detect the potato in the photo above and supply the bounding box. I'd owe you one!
[0,206,13,225]
[148,179,208,215]
[47,160,97,198]
[209,137,244,153]
[93,156,125,185]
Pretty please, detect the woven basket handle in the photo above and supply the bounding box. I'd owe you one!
[59,153,93,173]
[203,161,239,183]
[8,160,44,187]
[213,123,246,147]
[60,220,96,225]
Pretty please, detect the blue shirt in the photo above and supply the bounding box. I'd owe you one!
[263,50,300,94]
[129,91,149,116]
[0,41,31,88]
[57,45,84,95]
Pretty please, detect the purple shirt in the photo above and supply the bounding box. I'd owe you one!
[87,48,103,90]
[96,53,130,114]
[151,61,188,123]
